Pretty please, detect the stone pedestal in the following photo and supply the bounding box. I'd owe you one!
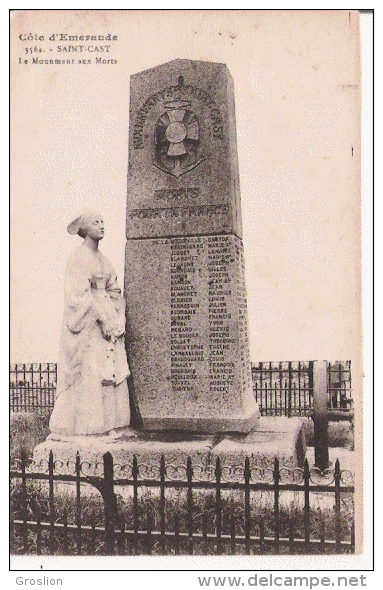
[125,59,259,432]
[33,418,306,477]
[211,417,307,470]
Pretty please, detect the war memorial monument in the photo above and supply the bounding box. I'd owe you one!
[34,59,305,471]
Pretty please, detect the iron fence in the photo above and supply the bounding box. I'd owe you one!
[10,451,354,556]
[327,361,352,411]
[251,361,313,417]
[9,361,353,418]
[251,361,352,418]
[10,363,56,413]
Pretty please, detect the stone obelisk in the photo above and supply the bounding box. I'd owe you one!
[125,59,260,432]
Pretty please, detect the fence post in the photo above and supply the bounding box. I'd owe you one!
[75,452,82,555]
[186,456,194,555]
[103,451,118,555]
[132,454,139,555]
[160,454,166,555]
[48,450,56,551]
[313,360,329,471]
[334,458,341,553]
[244,456,251,555]
[215,456,222,555]
[288,361,293,417]
[273,457,280,554]
[20,449,29,554]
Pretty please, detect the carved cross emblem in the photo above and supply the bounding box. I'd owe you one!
[154,97,205,178]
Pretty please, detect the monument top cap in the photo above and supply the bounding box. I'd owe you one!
[127,56,240,239]
[131,58,231,79]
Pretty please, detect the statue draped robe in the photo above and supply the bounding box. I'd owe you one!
[49,243,131,436]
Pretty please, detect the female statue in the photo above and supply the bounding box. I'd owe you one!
[49,211,132,439]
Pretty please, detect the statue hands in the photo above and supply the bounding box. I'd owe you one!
[93,290,126,340]
[101,324,125,341]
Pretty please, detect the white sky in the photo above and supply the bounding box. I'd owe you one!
[10,10,363,364]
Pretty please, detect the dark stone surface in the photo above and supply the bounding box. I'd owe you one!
[125,60,259,432]
[126,59,242,239]
[125,234,259,431]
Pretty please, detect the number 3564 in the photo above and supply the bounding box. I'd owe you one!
[25,46,43,54]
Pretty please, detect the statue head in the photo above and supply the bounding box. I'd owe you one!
[67,210,105,241]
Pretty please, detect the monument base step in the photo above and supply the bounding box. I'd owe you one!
[139,409,261,433]
[32,417,306,478]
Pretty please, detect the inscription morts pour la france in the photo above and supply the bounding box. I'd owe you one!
[125,59,260,432]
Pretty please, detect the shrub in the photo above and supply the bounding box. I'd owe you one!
[10,412,49,461]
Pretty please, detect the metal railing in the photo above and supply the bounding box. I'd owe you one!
[10,361,353,418]
[10,363,56,413]
[251,361,313,417]
[10,451,355,556]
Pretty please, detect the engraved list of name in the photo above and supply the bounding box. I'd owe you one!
[170,237,204,395]
[207,236,235,398]
[169,235,251,401]
[235,236,253,394]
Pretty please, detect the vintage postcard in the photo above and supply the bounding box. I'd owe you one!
[10,9,369,574]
